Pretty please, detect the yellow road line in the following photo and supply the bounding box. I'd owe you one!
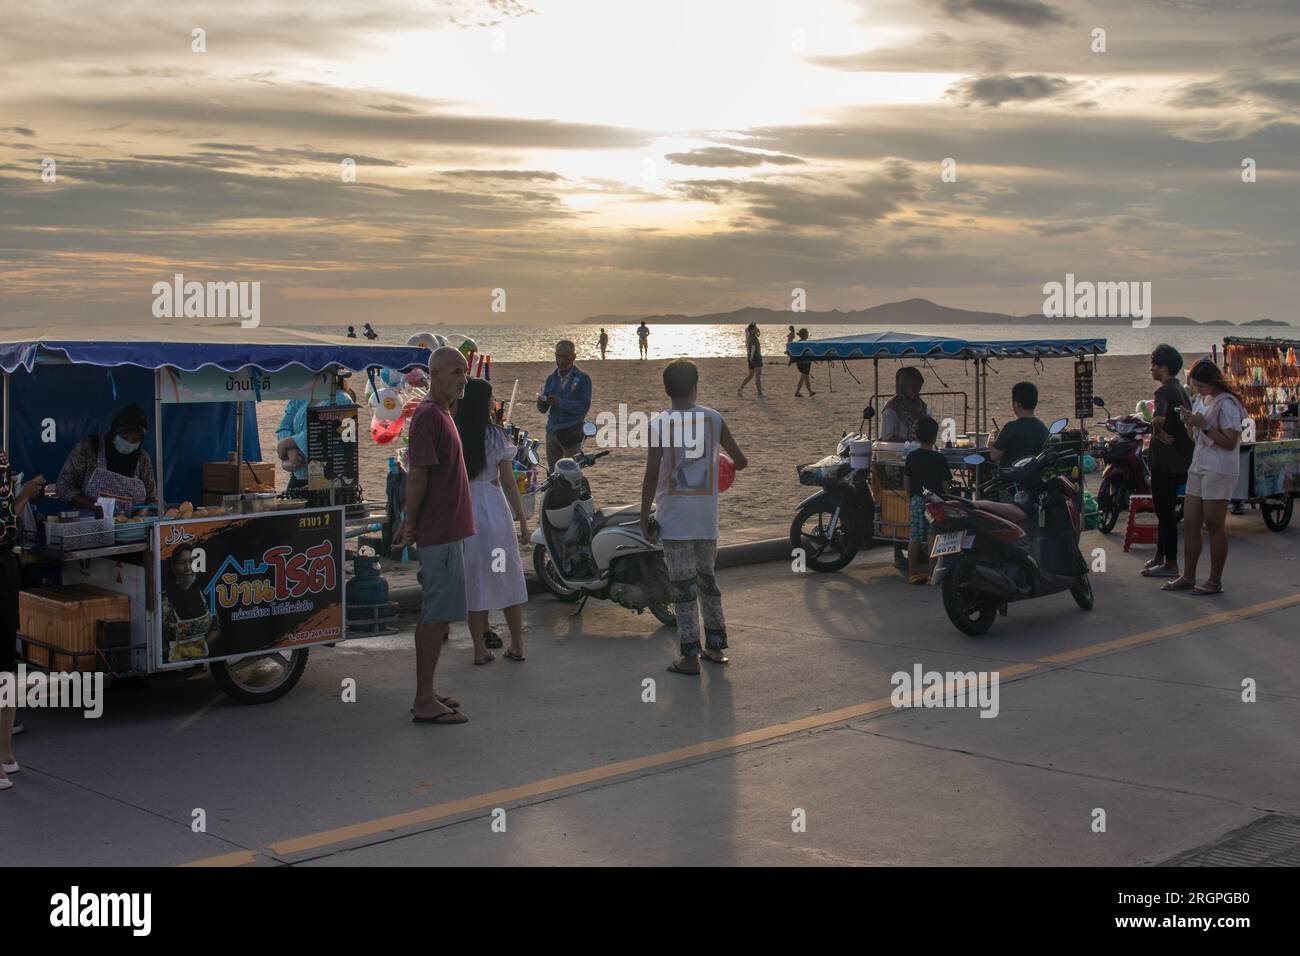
[185,593,1300,866]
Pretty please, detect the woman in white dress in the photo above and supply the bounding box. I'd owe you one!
[454,379,531,663]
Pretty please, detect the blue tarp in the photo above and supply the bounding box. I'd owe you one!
[0,328,431,374]
[4,363,259,508]
[786,331,1107,360]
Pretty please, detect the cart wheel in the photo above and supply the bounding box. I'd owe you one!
[210,649,309,704]
[1261,494,1293,532]
[941,555,998,635]
[1070,571,1095,611]
[790,495,860,572]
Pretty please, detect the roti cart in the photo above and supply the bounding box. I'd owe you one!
[785,331,1105,571]
[1218,336,1300,532]
[0,328,428,702]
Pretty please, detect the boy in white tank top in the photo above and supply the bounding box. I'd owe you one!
[641,359,748,675]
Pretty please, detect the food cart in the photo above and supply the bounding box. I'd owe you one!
[786,331,1105,570]
[1217,336,1300,531]
[0,328,429,702]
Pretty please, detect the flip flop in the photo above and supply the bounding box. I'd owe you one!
[667,661,700,675]
[908,573,929,585]
[0,779,11,792]
[1141,566,1179,578]
[700,652,729,665]
[1161,578,1195,591]
[409,696,460,713]
[1190,583,1224,595]
[412,711,468,724]
[503,650,526,662]
[474,653,495,666]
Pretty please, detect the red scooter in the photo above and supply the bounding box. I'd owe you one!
[1093,396,1152,534]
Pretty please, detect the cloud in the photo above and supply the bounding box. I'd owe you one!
[2,127,35,137]
[1168,71,1300,113]
[937,0,1067,28]
[440,169,564,181]
[945,74,1076,107]
[664,146,804,167]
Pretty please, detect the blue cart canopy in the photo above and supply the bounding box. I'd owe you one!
[787,331,1107,361]
[0,326,431,374]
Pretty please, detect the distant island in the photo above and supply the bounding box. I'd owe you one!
[583,298,1287,328]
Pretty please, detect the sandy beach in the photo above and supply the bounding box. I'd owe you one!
[256,353,1156,539]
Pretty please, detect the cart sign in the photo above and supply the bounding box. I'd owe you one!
[160,367,335,404]
[155,509,344,668]
[306,405,359,491]
[1253,440,1300,497]
[1074,360,1094,419]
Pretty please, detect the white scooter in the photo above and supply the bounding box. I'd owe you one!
[530,423,676,626]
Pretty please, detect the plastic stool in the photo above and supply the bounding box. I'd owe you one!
[1123,494,1158,552]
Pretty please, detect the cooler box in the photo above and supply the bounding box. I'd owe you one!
[878,489,910,540]
[19,584,131,672]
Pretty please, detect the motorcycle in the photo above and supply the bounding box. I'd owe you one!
[530,422,676,626]
[926,418,1094,635]
[1091,395,1153,533]
[789,407,877,572]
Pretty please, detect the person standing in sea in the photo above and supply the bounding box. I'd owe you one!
[637,321,650,359]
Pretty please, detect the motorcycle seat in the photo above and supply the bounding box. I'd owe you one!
[591,504,640,532]
[974,499,1026,522]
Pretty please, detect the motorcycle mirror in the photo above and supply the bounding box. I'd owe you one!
[1092,396,1105,407]
[1049,418,1069,434]
[582,420,598,438]
[962,454,985,466]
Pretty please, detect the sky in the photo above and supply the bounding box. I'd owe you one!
[1,0,1297,329]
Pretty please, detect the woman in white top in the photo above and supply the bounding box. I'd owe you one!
[454,379,531,662]
[1162,359,1244,596]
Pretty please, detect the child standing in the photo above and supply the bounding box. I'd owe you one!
[904,416,951,585]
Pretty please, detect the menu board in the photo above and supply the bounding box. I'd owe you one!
[306,405,359,492]
[1074,360,1094,419]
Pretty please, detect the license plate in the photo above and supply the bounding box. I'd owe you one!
[930,531,966,557]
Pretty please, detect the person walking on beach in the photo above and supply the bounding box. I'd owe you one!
[793,328,816,396]
[642,359,747,675]
[394,346,474,724]
[363,323,378,340]
[536,339,593,471]
[736,323,764,397]
[1162,359,1244,597]
[455,378,531,665]
[1143,344,1194,579]
[637,321,650,359]
[598,327,609,360]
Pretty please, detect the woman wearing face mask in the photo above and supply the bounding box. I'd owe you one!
[161,544,221,663]
[56,404,157,508]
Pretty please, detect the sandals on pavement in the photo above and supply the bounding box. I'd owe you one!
[474,652,495,665]
[1191,582,1224,595]
[700,652,729,665]
[503,649,526,662]
[1161,577,1196,591]
[412,710,469,724]
[1141,566,1179,578]
[667,661,699,675]
[1,760,18,775]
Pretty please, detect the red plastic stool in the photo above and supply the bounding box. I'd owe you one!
[1123,494,1158,552]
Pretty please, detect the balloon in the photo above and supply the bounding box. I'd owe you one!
[370,410,410,444]
[405,369,427,387]
[458,337,478,358]
[719,453,736,492]
[1135,399,1154,422]
[1082,453,1097,473]
[380,367,406,388]
[370,387,403,422]
[406,332,445,350]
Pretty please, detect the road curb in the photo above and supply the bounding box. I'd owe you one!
[387,536,791,614]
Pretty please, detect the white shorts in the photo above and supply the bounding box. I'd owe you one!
[1186,467,1237,501]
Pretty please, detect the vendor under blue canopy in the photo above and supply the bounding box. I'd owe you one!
[56,404,158,508]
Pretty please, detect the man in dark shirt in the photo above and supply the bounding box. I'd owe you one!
[904,417,951,584]
[989,382,1049,466]
[394,346,474,725]
[1145,344,1193,577]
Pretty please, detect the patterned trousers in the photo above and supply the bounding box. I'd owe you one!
[661,538,728,657]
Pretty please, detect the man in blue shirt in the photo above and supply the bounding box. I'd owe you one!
[276,381,355,491]
[536,339,593,471]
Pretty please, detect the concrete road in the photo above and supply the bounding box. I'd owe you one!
[4,516,1298,867]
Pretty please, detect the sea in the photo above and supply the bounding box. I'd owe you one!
[313,322,1300,362]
